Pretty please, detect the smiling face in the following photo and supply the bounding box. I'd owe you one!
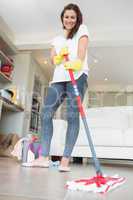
[62,9,77,31]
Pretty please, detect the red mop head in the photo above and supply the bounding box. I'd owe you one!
[66,174,125,194]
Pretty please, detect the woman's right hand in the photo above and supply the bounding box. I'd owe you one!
[51,46,69,65]
[53,54,63,65]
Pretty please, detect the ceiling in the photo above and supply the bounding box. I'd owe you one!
[0,0,133,88]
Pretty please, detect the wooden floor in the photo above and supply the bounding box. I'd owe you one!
[0,157,133,200]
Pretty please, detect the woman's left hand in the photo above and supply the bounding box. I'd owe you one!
[64,59,82,71]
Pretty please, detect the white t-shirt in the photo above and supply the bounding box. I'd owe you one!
[51,24,89,83]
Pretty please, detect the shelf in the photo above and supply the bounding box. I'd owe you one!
[0,71,12,83]
[0,96,24,112]
[0,31,17,55]
[0,50,14,83]
[0,50,14,67]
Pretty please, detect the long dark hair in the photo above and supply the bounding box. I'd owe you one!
[60,4,83,39]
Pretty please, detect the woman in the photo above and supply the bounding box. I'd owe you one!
[23,3,89,171]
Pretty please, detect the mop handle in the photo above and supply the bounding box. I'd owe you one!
[64,56,85,116]
[64,55,102,175]
[68,69,85,117]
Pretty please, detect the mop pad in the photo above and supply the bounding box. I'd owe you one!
[66,174,125,194]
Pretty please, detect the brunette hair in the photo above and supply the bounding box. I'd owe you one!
[60,4,83,39]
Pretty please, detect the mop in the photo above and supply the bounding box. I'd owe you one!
[62,49,125,194]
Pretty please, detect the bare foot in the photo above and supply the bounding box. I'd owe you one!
[60,157,70,167]
[37,156,49,162]
[59,157,70,172]
[22,156,50,167]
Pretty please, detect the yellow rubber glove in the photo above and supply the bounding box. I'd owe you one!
[64,59,82,71]
[53,47,69,65]
[53,54,63,65]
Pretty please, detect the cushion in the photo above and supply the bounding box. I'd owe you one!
[124,128,133,146]
[83,107,128,129]
[76,128,123,146]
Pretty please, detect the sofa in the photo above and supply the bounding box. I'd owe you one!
[50,106,133,159]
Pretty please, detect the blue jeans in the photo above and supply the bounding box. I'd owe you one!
[41,73,88,158]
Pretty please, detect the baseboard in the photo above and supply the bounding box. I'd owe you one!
[88,158,133,166]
